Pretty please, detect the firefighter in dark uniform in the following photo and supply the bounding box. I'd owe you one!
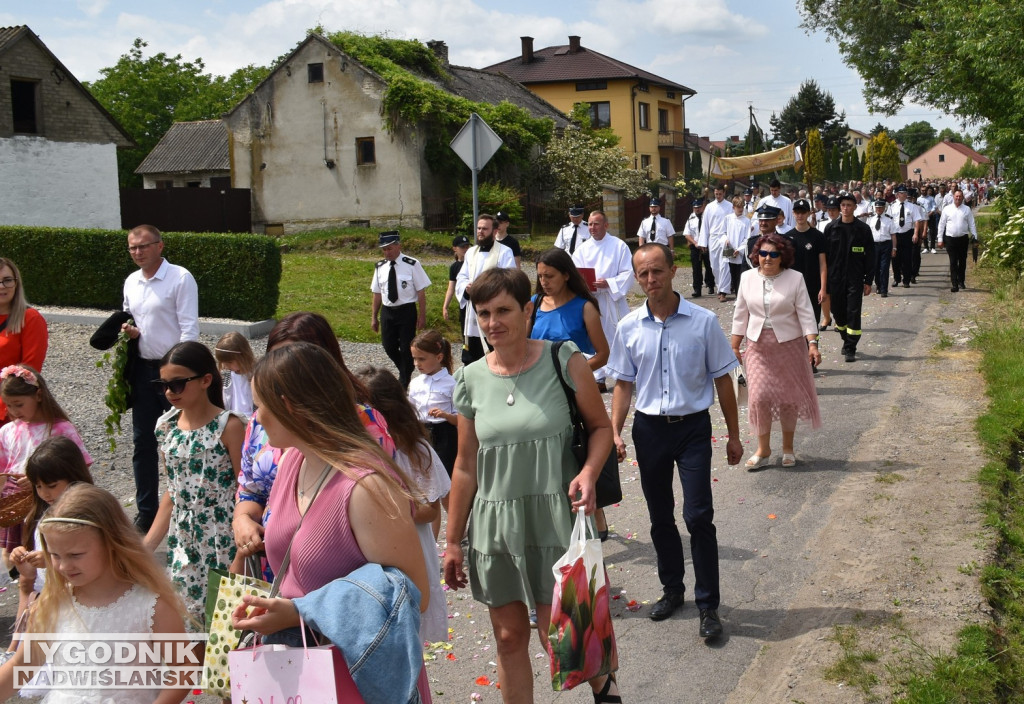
[370,230,431,386]
[825,193,875,363]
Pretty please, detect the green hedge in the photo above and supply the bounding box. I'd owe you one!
[0,227,281,321]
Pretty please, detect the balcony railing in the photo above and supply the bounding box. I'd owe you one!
[658,130,686,148]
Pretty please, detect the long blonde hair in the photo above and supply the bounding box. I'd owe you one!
[31,485,189,640]
[253,343,416,512]
[0,258,29,334]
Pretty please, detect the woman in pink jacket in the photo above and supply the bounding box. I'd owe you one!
[731,234,821,469]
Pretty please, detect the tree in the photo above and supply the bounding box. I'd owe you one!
[86,39,270,186]
[827,142,842,181]
[870,122,891,136]
[769,79,849,151]
[804,128,826,187]
[745,123,766,155]
[936,127,974,148]
[893,120,937,159]
[863,131,901,182]
[689,149,704,180]
[954,160,990,180]
[539,122,647,204]
[798,0,1024,198]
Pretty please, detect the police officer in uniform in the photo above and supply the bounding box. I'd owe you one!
[554,205,590,254]
[887,185,923,288]
[826,194,875,363]
[370,230,431,387]
[867,198,896,298]
[637,197,675,250]
[682,198,715,297]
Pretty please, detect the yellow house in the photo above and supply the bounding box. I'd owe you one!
[484,36,696,179]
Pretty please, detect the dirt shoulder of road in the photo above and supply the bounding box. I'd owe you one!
[727,285,991,703]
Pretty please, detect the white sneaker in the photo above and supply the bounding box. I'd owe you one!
[930,249,937,254]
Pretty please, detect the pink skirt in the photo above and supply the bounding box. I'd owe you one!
[744,328,822,435]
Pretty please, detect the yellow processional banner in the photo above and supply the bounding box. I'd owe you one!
[710,144,803,178]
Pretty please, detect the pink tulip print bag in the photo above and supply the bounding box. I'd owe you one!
[547,510,619,690]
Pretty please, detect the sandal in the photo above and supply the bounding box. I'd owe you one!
[819,320,831,331]
[782,453,797,467]
[593,673,622,703]
[745,454,771,471]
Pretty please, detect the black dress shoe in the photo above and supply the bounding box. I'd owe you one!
[699,608,723,639]
[649,592,685,621]
[903,282,910,288]
[951,286,959,292]
[691,291,702,298]
[133,513,154,535]
[844,351,856,363]
[911,278,917,284]
[880,292,888,298]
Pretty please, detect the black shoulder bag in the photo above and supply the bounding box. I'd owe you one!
[550,342,622,508]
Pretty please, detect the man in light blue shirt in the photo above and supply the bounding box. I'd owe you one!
[607,243,742,639]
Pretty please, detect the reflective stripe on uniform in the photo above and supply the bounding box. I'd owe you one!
[846,328,862,336]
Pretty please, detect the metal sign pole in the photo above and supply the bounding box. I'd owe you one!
[472,113,479,230]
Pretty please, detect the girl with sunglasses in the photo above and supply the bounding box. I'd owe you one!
[143,340,245,622]
[730,233,822,470]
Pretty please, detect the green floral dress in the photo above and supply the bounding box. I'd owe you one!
[156,408,243,622]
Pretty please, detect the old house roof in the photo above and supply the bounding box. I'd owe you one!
[0,25,135,147]
[485,38,694,94]
[135,120,229,174]
[941,139,990,164]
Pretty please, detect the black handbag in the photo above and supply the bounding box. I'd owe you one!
[550,342,622,508]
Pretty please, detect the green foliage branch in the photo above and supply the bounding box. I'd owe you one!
[96,324,133,451]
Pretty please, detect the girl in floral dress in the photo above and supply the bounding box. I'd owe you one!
[143,341,244,622]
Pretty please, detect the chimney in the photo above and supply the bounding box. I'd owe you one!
[521,36,534,64]
[729,135,740,142]
[426,40,449,68]
[569,35,581,53]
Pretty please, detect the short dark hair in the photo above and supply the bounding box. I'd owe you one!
[470,267,532,310]
[769,179,781,188]
[754,233,795,269]
[633,242,674,270]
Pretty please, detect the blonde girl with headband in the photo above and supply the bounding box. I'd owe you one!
[214,332,255,417]
[0,484,192,703]
[0,366,91,571]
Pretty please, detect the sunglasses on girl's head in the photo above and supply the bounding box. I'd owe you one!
[150,375,203,394]
[758,250,782,259]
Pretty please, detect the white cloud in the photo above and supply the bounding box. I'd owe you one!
[76,0,109,19]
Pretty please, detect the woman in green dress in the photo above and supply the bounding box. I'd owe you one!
[443,268,621,703]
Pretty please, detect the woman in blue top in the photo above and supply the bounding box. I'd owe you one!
[530,248,612,539]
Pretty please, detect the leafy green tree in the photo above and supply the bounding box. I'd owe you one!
[746,123,766,155]
[538,124,647,204]
[804,128,826,187]
[954,160,990,180]
[798,0,1024,199]
[870,122,891,136]
[893,120,937,159]
[863,131,901,182]
[827,142,842,181]
[936,127,974,148]
[689,149,704,180]
[86,39,270,186]
[769,79,849,151]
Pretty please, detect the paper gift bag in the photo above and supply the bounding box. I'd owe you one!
[229,643,363,703]
[547,511,618,691]
[202,567,272,698]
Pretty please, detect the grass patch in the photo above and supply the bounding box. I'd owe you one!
[876,472,906,484]
[824,625,881,695]
[278,253,462,343]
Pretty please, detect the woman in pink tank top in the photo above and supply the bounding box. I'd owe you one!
[231,342,431,703]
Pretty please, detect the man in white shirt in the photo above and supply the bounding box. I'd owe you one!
[699,185,734,299]
[370,231,431,387]
[456,214,516,363]
[572,210,634,389]
[121,224,199,532]
[637,197,675,250]
[757,179,794,230]
[553,205,589,255]
[937,189,978,292]
[886,185,924,288]
[867,199,896,297]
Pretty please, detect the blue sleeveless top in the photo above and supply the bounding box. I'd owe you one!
[529,295,596,355]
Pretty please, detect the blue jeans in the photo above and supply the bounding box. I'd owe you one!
[875,246,892,294]
[632,410,719,609]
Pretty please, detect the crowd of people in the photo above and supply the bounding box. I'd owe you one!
[0,176,985,701]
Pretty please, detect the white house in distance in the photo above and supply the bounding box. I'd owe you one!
[224,33,567,234]
[0,26,133,229]
[135,119,230,189]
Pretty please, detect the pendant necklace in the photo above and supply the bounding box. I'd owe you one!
[298,459,331,499]
[498,348,529,406]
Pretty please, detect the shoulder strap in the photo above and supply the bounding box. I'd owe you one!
[268,460,333,598]
[529,294,540,335]
[550,341,581,426]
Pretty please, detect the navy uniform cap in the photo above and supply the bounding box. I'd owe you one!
[744,188,753,196]
[756,204,782,220]
[838,192,857,203]
[692,197,705,207]
[495,211,510,222]
[826,196,841,209]
[792,198,811,212]
[895,184,908,193]
[569,205,585,217]
[452,235,470,247]
[814,193,827,203]
[649,198,661,207]
[874,199,887,207]
[378,231,400,247]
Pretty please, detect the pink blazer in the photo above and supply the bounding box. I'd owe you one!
[731,268,818,343]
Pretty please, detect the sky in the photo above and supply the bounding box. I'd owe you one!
[7,0,965,142]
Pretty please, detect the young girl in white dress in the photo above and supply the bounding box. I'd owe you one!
[0,483,192,703]
[214,332,255,417]
[357,365,450,644]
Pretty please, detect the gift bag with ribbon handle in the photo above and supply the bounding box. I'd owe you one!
[547,510,618,691]
[202,557,271,698]
[229,617,362,703]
